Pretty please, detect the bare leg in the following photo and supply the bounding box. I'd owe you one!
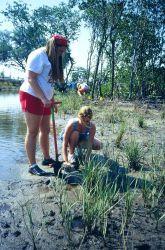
[39,115,51,159]
[24,112,42,165]
[79,138,103,160]
[68,131,79,154]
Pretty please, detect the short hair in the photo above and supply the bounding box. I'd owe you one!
[78,106,93,119]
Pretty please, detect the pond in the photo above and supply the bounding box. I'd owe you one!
[0,92,27,180]
[0,91,66,181]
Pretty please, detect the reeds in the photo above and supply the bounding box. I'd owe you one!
[125,139,143,171]
[81,159,120,236]
[115,122,126,148]
[18,198,43,250]
[54,91,83,114]
[138,115,145,128]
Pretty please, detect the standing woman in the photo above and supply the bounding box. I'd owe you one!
[19,35,68,176]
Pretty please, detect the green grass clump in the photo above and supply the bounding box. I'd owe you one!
[125,139,143,171]
[115,123,126,148]
[138,115,145,128]
[161,110,165,120]
[53,91,83,114]
[80,158,120,236]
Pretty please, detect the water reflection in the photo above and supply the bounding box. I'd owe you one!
[0,92,21,112]
[0,92,27,180]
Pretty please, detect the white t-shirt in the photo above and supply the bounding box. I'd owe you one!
[20,47,54,100]
[78,83,90,91]
[82,83,89,91]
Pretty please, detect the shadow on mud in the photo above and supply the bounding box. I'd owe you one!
[60,153,151,191]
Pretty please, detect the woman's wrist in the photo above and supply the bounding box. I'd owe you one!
[40,96,47,102]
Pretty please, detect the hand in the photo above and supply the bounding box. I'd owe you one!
[63,161,71,165]
[63,161,70,167]
[41,97,52,107]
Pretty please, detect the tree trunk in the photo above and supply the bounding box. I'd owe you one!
[91,44,103,99]
[109,39,115,99]
[86,30,96,86]
[129,48,137,99]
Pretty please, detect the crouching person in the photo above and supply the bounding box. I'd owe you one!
[60,106,102,171]
[77,83,90,96]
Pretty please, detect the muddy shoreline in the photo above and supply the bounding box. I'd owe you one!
[1,176,165,250]
[0,101,165,250]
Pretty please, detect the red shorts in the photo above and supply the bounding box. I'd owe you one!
[19,91,51,115]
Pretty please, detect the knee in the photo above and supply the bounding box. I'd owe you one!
[40,127,50,135]
[27,128,39,138]
[93,141,103,150]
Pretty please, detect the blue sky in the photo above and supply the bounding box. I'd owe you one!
[0,0,90,77]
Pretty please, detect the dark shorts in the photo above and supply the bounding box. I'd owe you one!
[19,90,51,116]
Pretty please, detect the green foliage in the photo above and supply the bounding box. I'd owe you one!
[102,108,124,125]
[75,0,165,99]
[138,115,145,128]
[81,158,119,235]
[34,3,81,41]
[125,139,143,171]
[54,91,83,114]
[1,0,165,99]
[100,83,111,97]
[161,110,165,120]
[71,67,88,82]
[115,122,126,148]
[0,1,81,70]
[115,66,130,98]
[0,31,13,62]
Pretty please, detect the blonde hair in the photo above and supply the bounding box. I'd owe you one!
[45,37,64,82]
[78,106,93,119]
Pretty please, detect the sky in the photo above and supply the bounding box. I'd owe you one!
[0,0,90,78]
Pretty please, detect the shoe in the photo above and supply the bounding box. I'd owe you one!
[42,158,56,166]
[29,164,55,176]
[68,154,76,164]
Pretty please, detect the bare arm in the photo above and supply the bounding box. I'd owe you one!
[62,121,73,163]
[28,70,51,106]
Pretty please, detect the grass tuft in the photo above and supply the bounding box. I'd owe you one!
[125,139,143,171]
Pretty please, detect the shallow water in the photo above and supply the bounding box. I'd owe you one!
[0,92,65,181]
[0,92,26,180]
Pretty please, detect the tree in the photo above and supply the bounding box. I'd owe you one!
[0,31,13,62]
[0,1,81,74]
[70,0,165,100]
[119,0,165,99]
[70,67,88,82]
[69,0,125,99]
